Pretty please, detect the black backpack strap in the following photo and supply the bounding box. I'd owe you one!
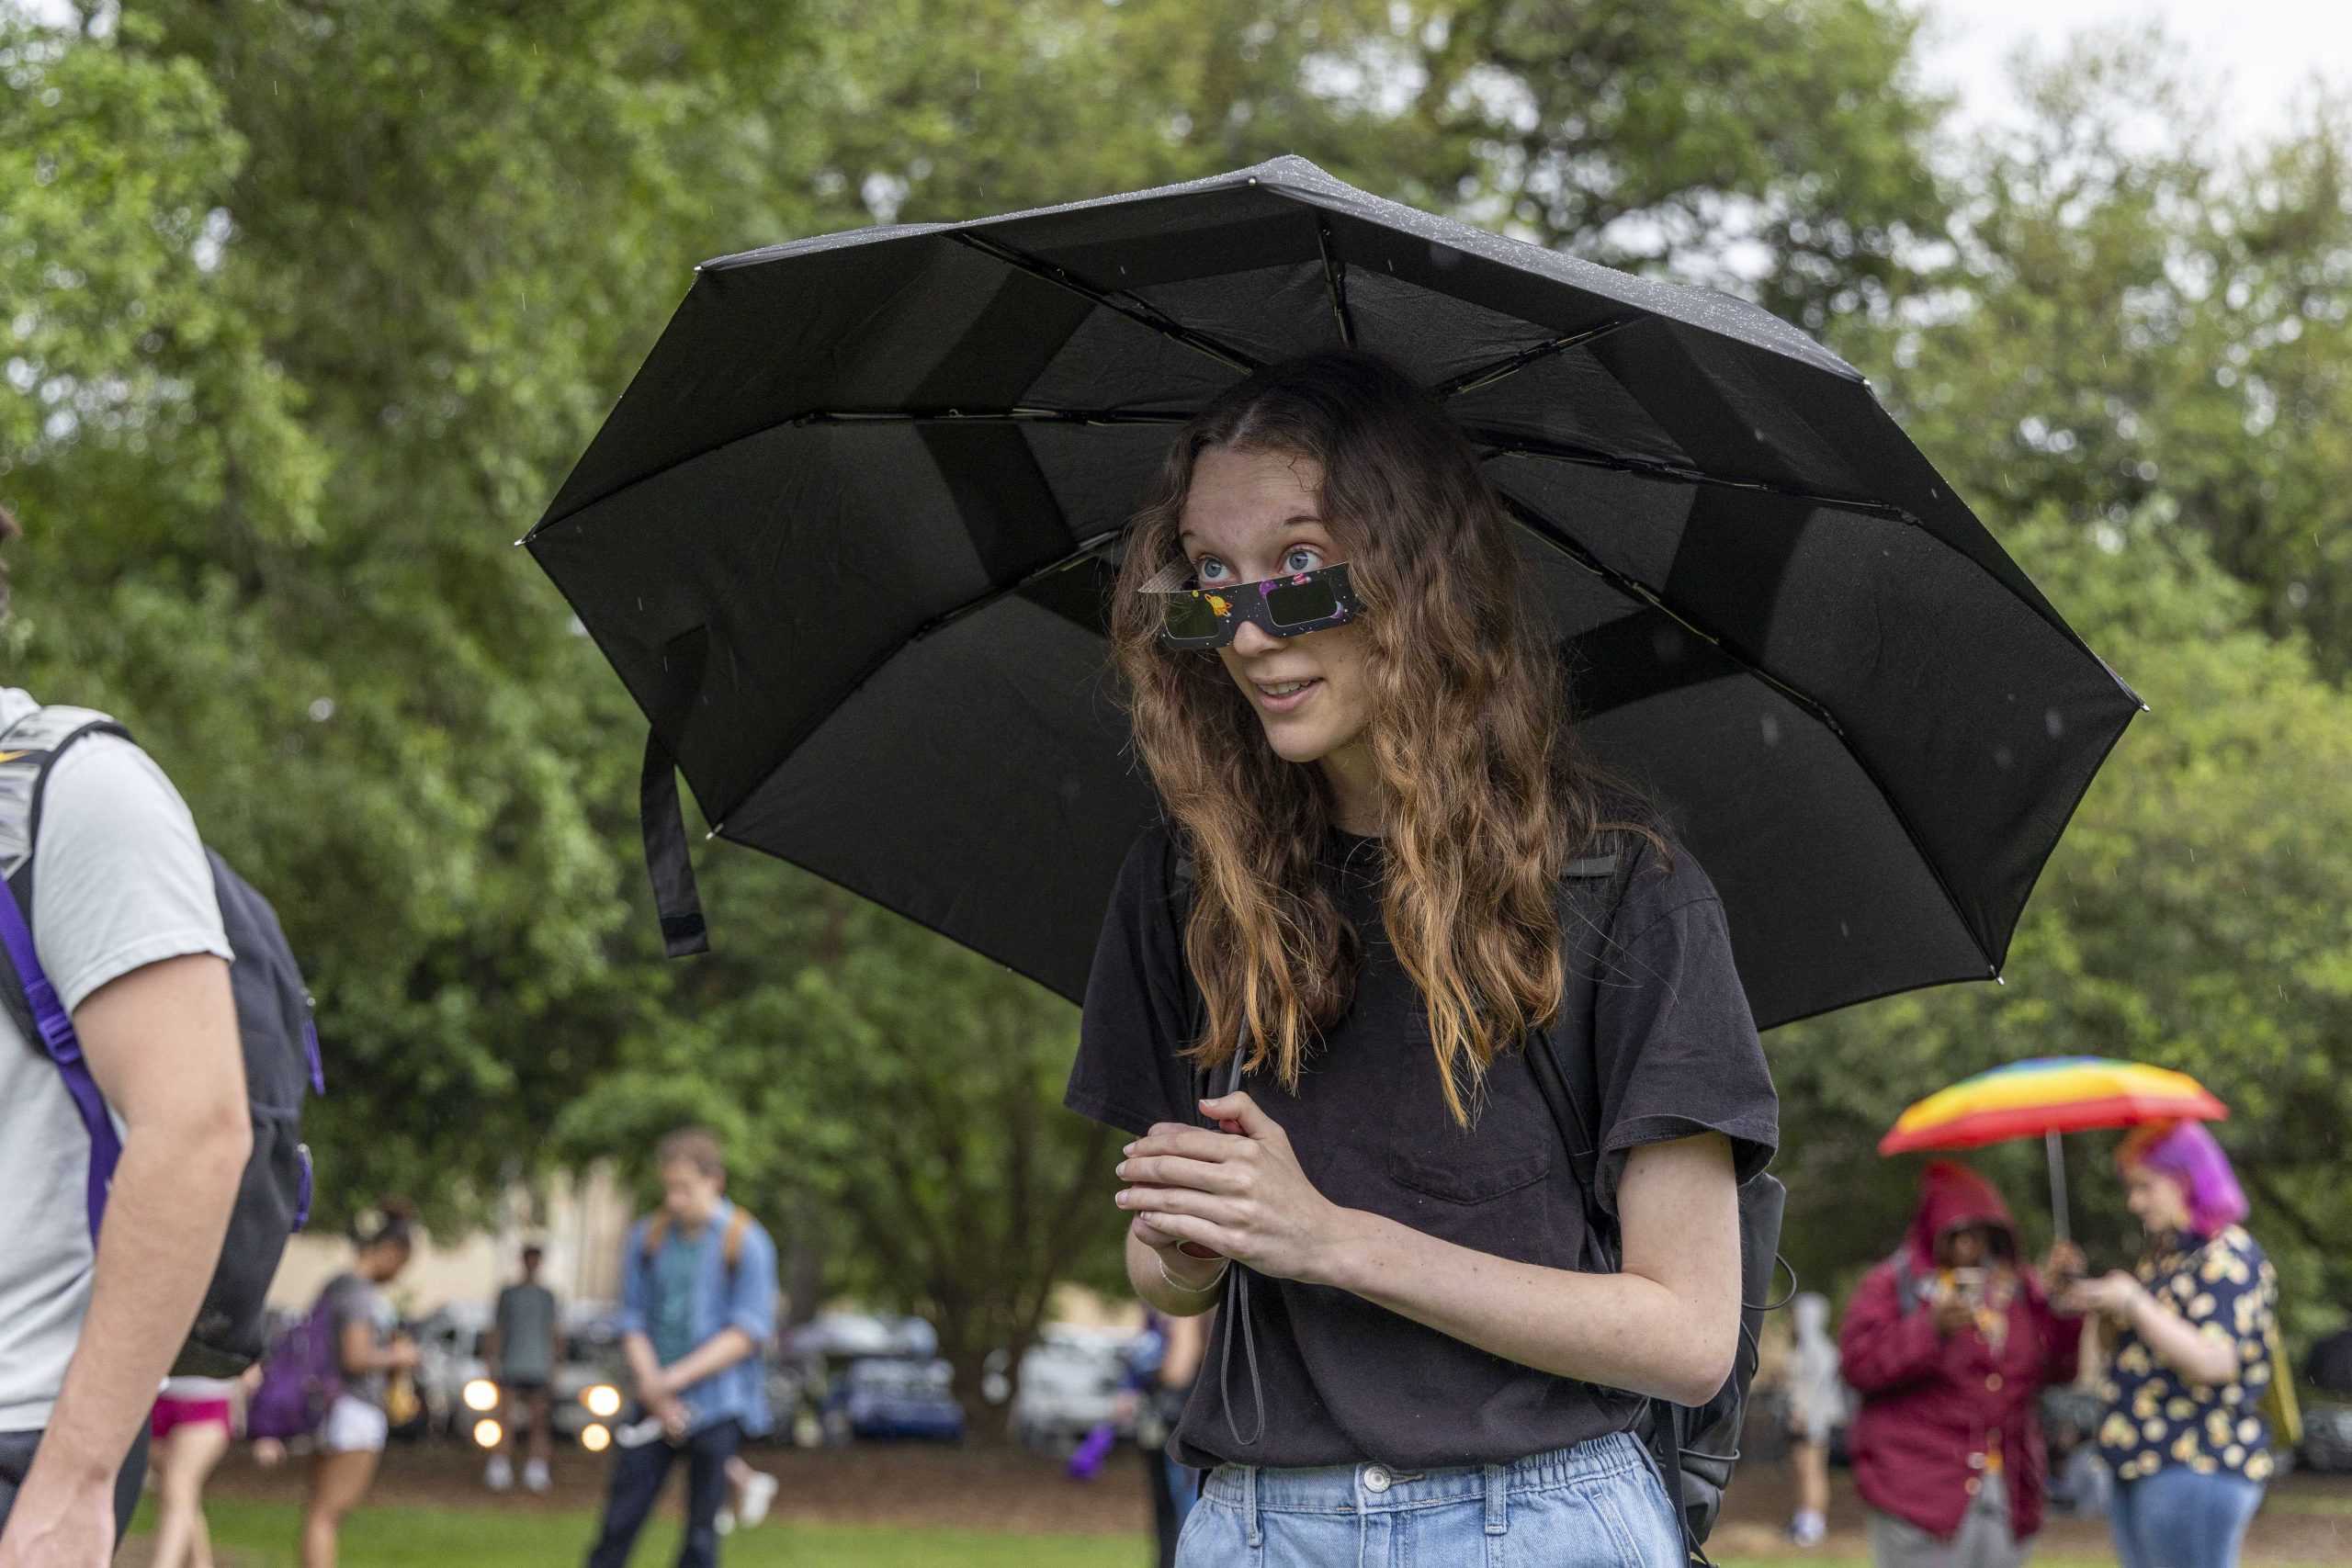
[1526,837,1636,1269]
[1526,837,1712,1563]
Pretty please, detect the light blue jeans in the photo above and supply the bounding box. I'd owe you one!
[1175,1429,1683,1566]
[2109,1465,2265,1568]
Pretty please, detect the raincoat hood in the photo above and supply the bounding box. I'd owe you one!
[1904,1161,2018,1268]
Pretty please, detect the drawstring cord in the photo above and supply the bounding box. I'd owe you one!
[1214,1042,1264,1449]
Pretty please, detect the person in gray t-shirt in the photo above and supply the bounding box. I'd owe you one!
[485,1245,563,1494]
[0,505,250,1568]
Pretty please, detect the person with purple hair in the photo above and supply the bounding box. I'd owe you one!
[2066,1120,2278,1568]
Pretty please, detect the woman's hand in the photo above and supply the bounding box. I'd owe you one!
[2042,1240,2086,1285]
[1115,1093,1352,1285]
[2063,1270,2146,1318]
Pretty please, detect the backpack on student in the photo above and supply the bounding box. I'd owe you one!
[1528,838,1790,1562]
[244,1291,345,1440]
[642,1205,755,1272]
[1169,833,1789,1564]
[0,705,321,1378]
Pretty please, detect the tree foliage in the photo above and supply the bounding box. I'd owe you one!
[6,0,2346,1383]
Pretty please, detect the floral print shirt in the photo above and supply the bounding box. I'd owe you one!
[2096,1225,2278,1484]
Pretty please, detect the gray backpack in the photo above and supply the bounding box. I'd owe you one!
[0,705,320,1376]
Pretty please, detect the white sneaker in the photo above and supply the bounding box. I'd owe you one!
[485,1455,514,1492]
[738,1470,779,1529]
[523,1459,550,1494]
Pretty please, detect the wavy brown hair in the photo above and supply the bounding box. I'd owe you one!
[1111,350,1651,1126]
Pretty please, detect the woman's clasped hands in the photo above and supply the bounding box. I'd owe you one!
[1116,1092,1352,1287]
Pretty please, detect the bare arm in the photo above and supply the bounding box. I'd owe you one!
[654,1326,758,1393]
[622,1331,666,1405]
[1117,1095,1741,1407]
[1326,1134,1742,1406]
[338,1319,418,1376]
[1125,1226,1227,1317]
[1159,1307,1209,1390]
[2104,1278,2238,1385]
[0,954,247,1562]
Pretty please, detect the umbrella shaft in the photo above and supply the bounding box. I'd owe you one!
[2046,1130,2071,1245]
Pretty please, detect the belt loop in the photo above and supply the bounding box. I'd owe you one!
[1243,1462,1262,1549]
[1484,1462,1509,1536]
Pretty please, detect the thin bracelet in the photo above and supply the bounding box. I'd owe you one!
[1157,1249,1230,1295]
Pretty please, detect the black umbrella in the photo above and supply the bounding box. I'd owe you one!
[526,155,2140,1028]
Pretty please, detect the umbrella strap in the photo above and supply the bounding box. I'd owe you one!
[640,729,709,958]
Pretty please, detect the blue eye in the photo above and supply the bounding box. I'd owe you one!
[1193,558,1231,584]
[1282,546,1324,575]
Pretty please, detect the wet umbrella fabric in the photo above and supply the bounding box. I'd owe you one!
[526,155,2141,1029]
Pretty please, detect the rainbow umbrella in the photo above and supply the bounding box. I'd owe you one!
[1879,1056,2227,1240]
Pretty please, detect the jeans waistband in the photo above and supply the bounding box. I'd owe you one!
[1199,1428,1651,1517]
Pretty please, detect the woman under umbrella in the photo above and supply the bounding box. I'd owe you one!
[1065,350,1778,1564]
[2066,1122,2278,1568]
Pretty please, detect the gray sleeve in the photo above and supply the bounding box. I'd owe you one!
[32,736,232,1014]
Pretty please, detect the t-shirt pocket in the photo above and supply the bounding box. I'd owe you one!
[1384,1147,1556,1262]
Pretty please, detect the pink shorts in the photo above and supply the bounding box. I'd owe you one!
[151,1396,232,1442]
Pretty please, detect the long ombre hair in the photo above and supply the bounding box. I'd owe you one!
[1110,350,1647,1126]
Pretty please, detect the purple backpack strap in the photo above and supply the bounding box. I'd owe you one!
[0,712,136,1243]
[0,879,119,1239]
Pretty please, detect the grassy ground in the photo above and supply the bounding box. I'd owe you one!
[123,1496,2349,1568]
[127,1498,1135,1568]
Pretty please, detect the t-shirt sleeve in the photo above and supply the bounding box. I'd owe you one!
[32,734,232,1014]
[1063,828,1202,1139]
[1589,840,1779,1213]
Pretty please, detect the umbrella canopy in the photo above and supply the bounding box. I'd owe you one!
[1878,1056,2228,1155]
[526,155,2142,1028]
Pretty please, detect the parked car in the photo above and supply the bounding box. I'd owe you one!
[1001,1327,1139,1451]
[411,1301,493,1439]
[822,1355,964,1443]
[549,1303,632,1445]
[2299,1398,2352,1473]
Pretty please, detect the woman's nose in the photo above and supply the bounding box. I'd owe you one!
[1230,618,1279,656]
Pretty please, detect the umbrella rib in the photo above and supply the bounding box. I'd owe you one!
[1428,316,1647,400]
[1315,216,1357,347]
[950,230,1261,374]
[789,407,1193,427]
[1472,432,1918,525]
[702,529,1125,839]
[1499,495,1995,977]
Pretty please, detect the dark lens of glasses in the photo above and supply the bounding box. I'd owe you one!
[1160,595,1223,642]
[1262,577,1340,627]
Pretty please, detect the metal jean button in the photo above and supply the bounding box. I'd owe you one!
[1363,1465,1392,1493]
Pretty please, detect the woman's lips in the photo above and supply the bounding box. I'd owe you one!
[1250,676,1321,714]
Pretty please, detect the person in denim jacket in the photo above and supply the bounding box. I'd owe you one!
[583,1128,776,1568]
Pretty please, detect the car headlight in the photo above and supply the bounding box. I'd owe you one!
[582,1383,622,1419]
[462,1379,500,1413]
[472,1417,503,1450]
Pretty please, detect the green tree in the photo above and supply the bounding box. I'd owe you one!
[551,863,1123,1430]
[1848,29,2352,670]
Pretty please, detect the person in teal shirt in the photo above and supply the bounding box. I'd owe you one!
[584,1129,777,1568]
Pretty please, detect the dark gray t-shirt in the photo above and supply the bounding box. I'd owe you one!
[495,1283,560,1383]
[1065,827,1778,1472]
[322,1272,396,1409]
